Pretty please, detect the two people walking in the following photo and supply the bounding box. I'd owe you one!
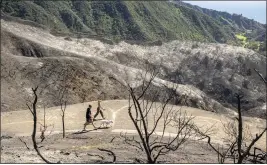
[83,100,106,130]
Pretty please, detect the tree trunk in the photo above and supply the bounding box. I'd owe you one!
[237,95,243,163]
[32,108,37,148]
[32,108,51,163]
[30,87,52,163]
[62,115,65,138]
[147,155,154,164]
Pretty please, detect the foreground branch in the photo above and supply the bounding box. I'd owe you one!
[18,137,30,150]
[28,86,54,164]
[98,148,116,163]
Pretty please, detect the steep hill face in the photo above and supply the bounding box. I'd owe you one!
[1,20,266,118]
[175,1,266,54]
[1,0,243,44]
[178,1,265,34]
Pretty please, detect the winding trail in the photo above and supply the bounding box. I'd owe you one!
[110,105,128,127]
[1,100,266,150]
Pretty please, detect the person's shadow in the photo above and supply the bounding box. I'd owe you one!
[72,128,97,134]
[72,126,110,135]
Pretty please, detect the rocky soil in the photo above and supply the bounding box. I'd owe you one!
[1,131,225,163]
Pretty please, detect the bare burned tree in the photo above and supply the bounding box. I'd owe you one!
[56,64,82,138]
[59,86,67,138]
[39,106,47,142]
[230,69,267,163]
[26,86,54,163]
[196,95,266,163]
[38,106,54,143]
[60,99,67,138]
[119,63,197,163]
[22,59,87,137]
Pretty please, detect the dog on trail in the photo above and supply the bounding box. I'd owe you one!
[99,120,113,128]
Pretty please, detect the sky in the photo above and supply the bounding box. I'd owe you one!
[183,1,266,24]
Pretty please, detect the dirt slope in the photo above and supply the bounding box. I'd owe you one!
[1,19,266,118]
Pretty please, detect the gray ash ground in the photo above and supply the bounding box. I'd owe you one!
[1,131,220,163]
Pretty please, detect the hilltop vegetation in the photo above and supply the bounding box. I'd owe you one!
[176,1,266,54]
[179,1,265,34]
[235,33,263,51]
[2,0,265,50]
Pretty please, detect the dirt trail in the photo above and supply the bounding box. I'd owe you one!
[1,100,266,150]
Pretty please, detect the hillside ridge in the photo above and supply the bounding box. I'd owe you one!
[1,0,265,53]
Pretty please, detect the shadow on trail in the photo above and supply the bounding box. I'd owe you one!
[72,127,111,135]
[72,129,98,135]
[66,136,92,139]
[96,127,110,130]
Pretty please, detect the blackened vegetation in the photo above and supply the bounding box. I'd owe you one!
[165,54,266,117]
[195,71,267,164]
[26,87,54,164]
[119,66,198,163]
[20,46,43,58]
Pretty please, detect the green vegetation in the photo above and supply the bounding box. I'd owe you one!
[0,1,232,43]
[235,33,263,52]
[236,33,247,47]
[246,41,260,51]
[1,0,265,50]
[179,1,266,53]
[236,33,247,42]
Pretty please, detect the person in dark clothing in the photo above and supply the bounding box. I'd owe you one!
[94,100,106,120]
[86,105,92,119]
[83,105,95,130]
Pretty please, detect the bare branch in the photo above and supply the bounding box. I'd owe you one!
[197,92,266,163]
[18,137,30,150]
[98,148,116,163]
[110,137,116,143]
[26,103,33,115]
[254,69,267,84]
[87,153,104,160]
[122,63,197,163]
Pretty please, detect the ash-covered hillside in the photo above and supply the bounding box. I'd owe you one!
[1,19,266,118]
